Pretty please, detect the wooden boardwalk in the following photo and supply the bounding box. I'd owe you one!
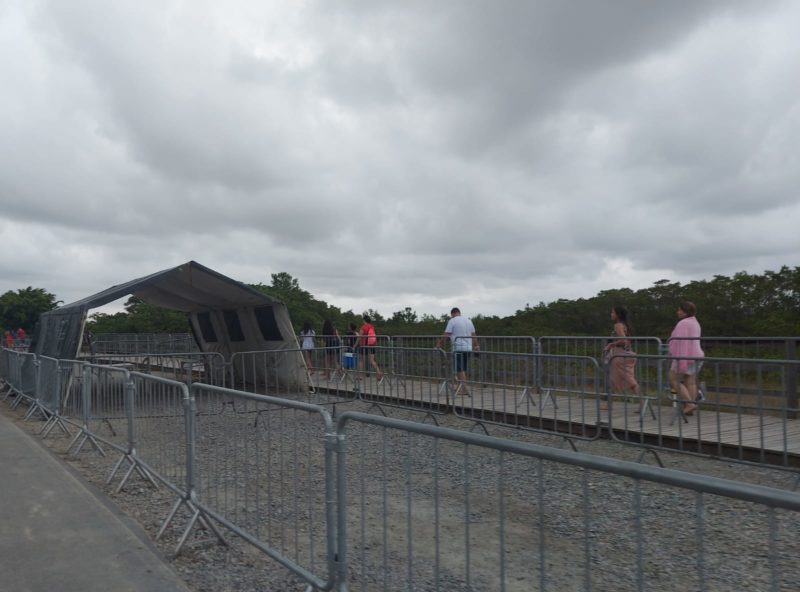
[316,373,800,466]
[94,355,800,467]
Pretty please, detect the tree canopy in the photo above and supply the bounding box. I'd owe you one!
[0,287,61,333]
[22,265,800,338]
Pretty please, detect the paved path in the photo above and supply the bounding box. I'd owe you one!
[0,412,191,592]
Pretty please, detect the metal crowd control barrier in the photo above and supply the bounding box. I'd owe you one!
[680,336,800,361]
[1,350,20,401]
[607,354,800,470]
[7,351,38,413]
[335,411,800,592]
[188,384,339,591]
[86,351,227,388]
[229,348,311,396]
[352,346,450,419]
[28,355,60,422]
[91,333,199,355]
[539,336,662,391]
[0,348,9,386]
[301,346,362,406]
[452,351,603,442]
[105,372,190,493]
[67,364,132,457]
[41,359,86,438]
[396,335,537,355]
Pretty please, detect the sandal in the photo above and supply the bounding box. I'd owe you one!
[683,402,697,416]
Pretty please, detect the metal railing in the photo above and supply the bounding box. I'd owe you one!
[90,333,198,355]
[452,351,604,442]
[336,411,800,591]
[188,384,338,590]
[86,351,227,388]
[606,353,800,469]
[3,353,800,590]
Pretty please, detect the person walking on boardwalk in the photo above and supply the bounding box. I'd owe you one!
[668,301,704,416]
[358,314,383,382]
[321,319,342,379]
[602,305,642,411]
[300,320,316,373]
[436,307,479,396]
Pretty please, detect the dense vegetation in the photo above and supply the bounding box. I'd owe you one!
[0,287,61,334]
[3,266,798,339]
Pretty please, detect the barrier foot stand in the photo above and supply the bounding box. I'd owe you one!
[640,399,656,421]
[636,448,665,468]
[540,388,557,410]
[69,430,106,458]
[421,412,440,426]
[24,401,48,422]
[469,421,490,436]
[366,402,387,417]
[668,401,689,427]
[158,496,227,556]
[40,415,71,439]
[516,387,537,411]
[107,454,159,492]
[10,394,24,410]
[116,460,159,493]
[558,436,578,452]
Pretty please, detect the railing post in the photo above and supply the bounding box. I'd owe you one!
[184,386,197,501]
[786,339,798,420]
[82,364,92,429]
[334,426,349,592]
[126,377,136,455]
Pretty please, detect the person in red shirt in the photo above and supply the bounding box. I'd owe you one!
[358,314,383,383]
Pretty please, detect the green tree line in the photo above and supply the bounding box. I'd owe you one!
[4,266,798,339]
[0,288,61,334]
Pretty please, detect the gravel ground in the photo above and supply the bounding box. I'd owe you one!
[4,389,799,592]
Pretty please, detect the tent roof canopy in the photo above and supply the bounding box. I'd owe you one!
[57,260,280,313]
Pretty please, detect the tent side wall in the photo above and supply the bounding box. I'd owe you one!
[189,302,307,393]
[31,309,86,361]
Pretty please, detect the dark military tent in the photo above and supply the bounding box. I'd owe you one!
[30,261,305,394]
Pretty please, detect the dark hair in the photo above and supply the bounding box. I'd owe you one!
[362,314,371,323]
[322,319,335,335]
[679,301,697,317]
[349,322,357,332]
[450,307,460,315]
[612,304,634,336]
[302,320,313,333]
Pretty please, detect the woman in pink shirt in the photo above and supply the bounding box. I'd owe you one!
[668,301,704,416]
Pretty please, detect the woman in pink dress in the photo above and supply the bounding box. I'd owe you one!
[601,305,641,411]
[668,301,704,416]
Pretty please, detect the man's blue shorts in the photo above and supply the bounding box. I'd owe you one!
[453,351,472,373]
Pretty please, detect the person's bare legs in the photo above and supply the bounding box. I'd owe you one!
[629,381,644,412]
[670,371,696,414]
[457,370,468,394]
[685,374,698,401]
[369,354,383,382]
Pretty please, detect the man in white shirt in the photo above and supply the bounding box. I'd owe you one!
[436,307,479,395]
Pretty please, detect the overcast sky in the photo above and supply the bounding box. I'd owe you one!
[1,1,798,319]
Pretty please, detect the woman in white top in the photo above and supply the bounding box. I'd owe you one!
[300,320,316,372]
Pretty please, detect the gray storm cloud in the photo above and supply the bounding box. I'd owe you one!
[0,0,797,317]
